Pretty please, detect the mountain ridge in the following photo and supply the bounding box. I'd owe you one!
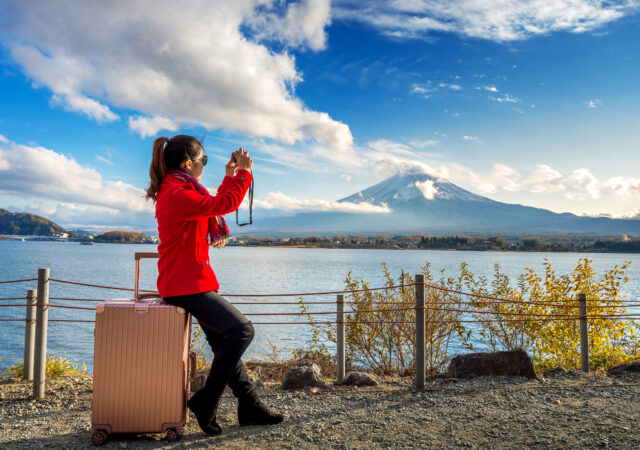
[248,170,640,236]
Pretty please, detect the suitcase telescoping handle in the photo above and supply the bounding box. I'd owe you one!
[134,252,159,300]
[189,352,197,382]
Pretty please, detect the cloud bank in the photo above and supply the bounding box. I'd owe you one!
[0,141,151,214]
[254,192,391,213]
[335,0,639,42]
[2,0,352,151]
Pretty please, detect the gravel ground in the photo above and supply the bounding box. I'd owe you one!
[1,370,639,449]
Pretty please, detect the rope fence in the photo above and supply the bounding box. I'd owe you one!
[2,300,640,318]
[2,268,640,398]
[5,276,640,306]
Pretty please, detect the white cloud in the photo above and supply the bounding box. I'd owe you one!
[411,80,463,98]
[489,94,520,103]
[0,134,8,143]
[411,83,433,95]
[4,1,352,151]
[584,99,602,109]
[580,209,640,219]
[95,155,113,166]
[339,174,352,181]
[334,0,637,42]
[415,180,438,200]
[409,139,439,148]
[567,168,600,199]
[439,82,462,90]
[51,92,119,123]
[434,161,606,201]
[368,139,415,156]
[22,201,151,228]
[254,192,392,213]
[606,176,640,195]
[366,154,439,179]
[0,141,151,214]
[129,116,180,139]
[247,0,331,51]
[10,43,120,124]
[483,85,499,92]
[462,135,478,141]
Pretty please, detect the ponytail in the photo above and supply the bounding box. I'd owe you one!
[146,136,169,202]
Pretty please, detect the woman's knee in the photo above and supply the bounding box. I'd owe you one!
[225,321,254,345]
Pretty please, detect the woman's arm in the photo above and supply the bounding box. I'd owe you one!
[171,170,252,220]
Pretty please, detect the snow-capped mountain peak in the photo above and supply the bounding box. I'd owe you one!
[339,170,488,205]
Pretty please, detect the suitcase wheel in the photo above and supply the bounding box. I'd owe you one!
[91,430,108,446]
[166,428,182,443]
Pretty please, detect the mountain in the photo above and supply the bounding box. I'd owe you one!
[248,170,640,236]
[0,208,68,236]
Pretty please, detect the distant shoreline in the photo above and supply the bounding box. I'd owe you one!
[3,237,640,253]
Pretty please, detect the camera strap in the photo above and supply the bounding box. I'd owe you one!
[236,170,253,226]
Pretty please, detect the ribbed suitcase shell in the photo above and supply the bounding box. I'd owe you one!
[91,300,191,435]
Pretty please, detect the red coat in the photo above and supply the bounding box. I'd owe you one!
[155,170,252,297]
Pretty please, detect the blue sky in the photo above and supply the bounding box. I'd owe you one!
[0,0,639,231]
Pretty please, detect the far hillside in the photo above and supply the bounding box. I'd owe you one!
[0,208,68,236]
[93,231,153,244]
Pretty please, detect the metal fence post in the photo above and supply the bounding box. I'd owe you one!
[336,294,345,383]
[415,274,425,390]
[578,292,589,373]
[23,289,37,381]
[33,268,49,398]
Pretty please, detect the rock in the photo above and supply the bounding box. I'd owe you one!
[544,366,568,377]
[607,362,640,376]
[190,369,209,392]
[337,371,379,387]
[447,349,537,379]
[282,363,323,390]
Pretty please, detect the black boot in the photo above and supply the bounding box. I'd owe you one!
[187,389,222,435]
[238,399,284,426]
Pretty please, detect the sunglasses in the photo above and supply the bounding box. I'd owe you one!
[191,155,208,166]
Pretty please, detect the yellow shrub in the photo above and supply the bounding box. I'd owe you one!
[299,263,469,375]
[1,355,87,381]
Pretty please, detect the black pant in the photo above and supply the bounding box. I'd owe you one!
[164,291,257,408]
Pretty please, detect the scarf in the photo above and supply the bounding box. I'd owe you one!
[168,169,230,248]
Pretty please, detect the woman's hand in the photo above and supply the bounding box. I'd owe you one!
[225,157,238,177]
[233,147,253,171]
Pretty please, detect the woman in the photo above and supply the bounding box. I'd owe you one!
[146,135,283,435]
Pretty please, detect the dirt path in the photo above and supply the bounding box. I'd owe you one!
[1,371,639,449]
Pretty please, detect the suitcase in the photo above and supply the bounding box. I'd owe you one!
[91,252,195,446]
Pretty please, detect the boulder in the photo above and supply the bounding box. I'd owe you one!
[337,371,378,387]
[282,363,324,390]
[543,366,568,378]
[447,349,537,379]
[607,362,640,376]
[191,369,209,393]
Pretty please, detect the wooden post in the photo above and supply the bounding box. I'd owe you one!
[415,274,425,390]
[336,294,345,383]
[23,289,37,381]
[578,292,589,373]
[33,268,49,398]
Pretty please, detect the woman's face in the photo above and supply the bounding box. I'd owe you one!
[181,147,205,181]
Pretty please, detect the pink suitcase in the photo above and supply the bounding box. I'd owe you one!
[91,252,195,446]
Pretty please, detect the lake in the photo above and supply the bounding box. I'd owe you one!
[1,241,639,373]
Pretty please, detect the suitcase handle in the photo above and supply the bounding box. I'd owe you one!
[134,252,160,299]
[189,352,197,382]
